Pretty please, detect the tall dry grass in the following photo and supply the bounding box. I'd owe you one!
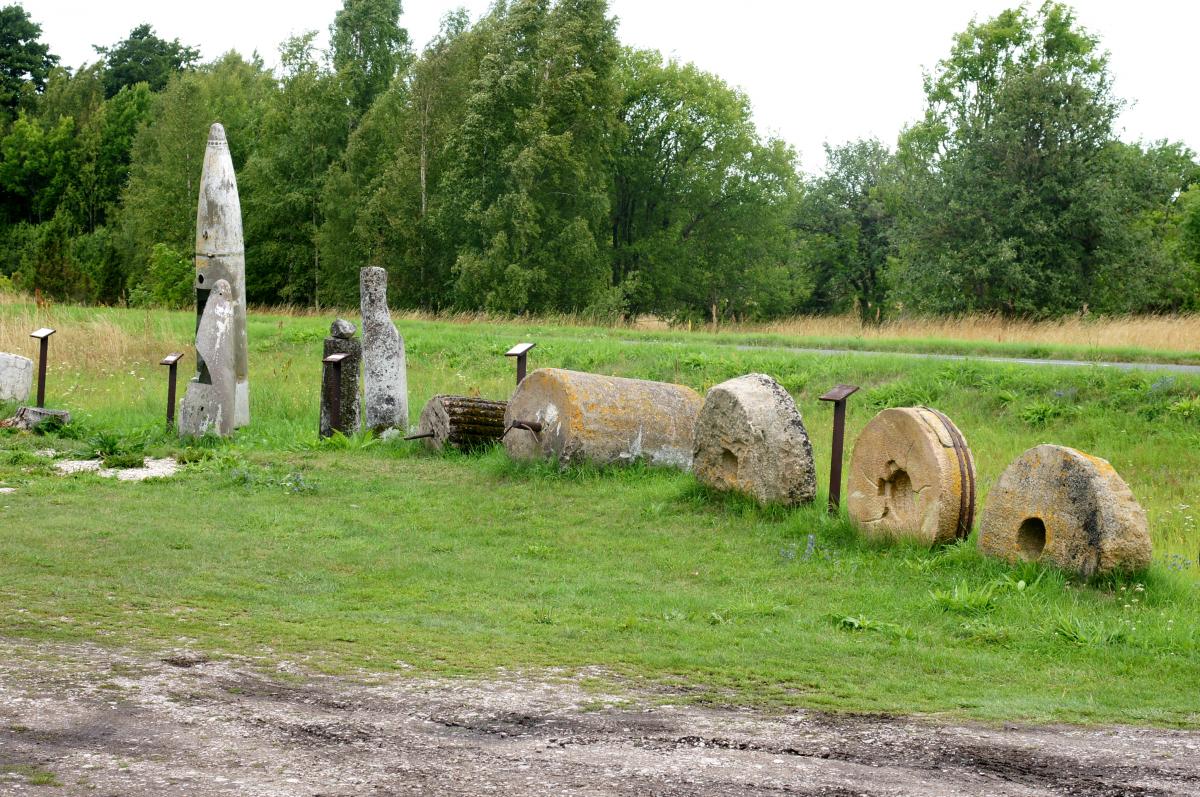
[740,313,1200,353]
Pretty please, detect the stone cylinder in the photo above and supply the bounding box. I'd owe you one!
[416,395,507,452]
[692,373,816,506]
[846,407,976,546]
[978,444,1151,577]
[0,352,33,403]
[503,368,703,468]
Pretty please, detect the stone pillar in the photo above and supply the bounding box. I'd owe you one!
[0,352,33,403]
[320,319,362,438]
[178,279,237,438]
[503,368,702,469]
[194,122,249,427]
[359,267,408,433]
[692,373,817,506]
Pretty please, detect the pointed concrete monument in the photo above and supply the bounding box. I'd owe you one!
[177,279,237,437]
[195,122,249,427]
[359,267,408,433]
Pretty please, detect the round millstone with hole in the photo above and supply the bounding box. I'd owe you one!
[691,373,816,506]
[978,444,1150,577]
[846,407,976,546]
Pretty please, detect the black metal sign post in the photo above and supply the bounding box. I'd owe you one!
[818,384,860,514]
[504,342,536,387]
[322,352,351,437]
[29,328,55,408]
[160,353,184,428]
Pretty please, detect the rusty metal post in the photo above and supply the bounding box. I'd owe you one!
[819,384,859,514]
[504,342,535,388]
[160,353,184,428]
[30,328,54,408]
[322,352,350,438]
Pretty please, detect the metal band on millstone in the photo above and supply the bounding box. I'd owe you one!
[846,406,976,547]
[922,406,975,541]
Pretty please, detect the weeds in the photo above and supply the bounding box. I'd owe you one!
[930,581,997,615]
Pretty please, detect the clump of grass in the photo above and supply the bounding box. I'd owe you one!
[101,452,146,469]
[955,619,1012,646]
[1051,612,1127,647]
[930,581,997,615]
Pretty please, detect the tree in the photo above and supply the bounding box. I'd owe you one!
[95,24,200,97]
[796,139,894,323]
[331,0,411,120]
[241,34,350,306]
[610,49,801,322]
[0,4,57,117]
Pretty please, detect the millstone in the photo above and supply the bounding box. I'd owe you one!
[692,373,816,506]
[504,368,702,469]
[978,444,1150,577]
[416,395,507,452]
[846,407,976,546]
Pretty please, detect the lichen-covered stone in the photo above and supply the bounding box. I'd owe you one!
[330,318,357,339]
[847,407,976,546]
[692,373,815,506]
[177,279,237,437]
[504,368,702,469]
[417,395,506,452]
[978,444,1150,577]
[194,122,249,427]
[359,267,408,433]
[0,352,33,402]
[320,327,361,438]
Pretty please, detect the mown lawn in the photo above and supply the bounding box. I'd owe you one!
[0,304,1197,726]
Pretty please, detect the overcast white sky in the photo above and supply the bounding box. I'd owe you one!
[28,0,1200,172]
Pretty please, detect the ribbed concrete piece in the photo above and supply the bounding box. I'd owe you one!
[847,407,976,546]
[692,373,816,506]
[178,279,237,438]
[0,352,32,402]
[416,395,506,452]
[194,122,249,427]
[978,444,1151,577]
[504,368,702,469]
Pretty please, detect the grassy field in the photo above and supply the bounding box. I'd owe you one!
[0,298,1198,727]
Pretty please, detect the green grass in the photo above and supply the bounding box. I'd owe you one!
[0,304,1198,727]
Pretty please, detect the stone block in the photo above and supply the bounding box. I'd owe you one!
[360,267,408,433]
[320,320,361,438]
[0,352,33,402]
[978,444,1151,577]
[178,279,237,437]
[692,373,816,506]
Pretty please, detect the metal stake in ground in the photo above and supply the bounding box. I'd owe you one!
[818,384,859,513]
[504,342,535,387]
[29,328,54,408]
[322,353,351,438]
[160,353,184,428]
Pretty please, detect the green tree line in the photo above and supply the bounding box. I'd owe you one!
[1,0,1198,321]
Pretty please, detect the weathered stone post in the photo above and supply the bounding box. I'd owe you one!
[177,279,237,437]
[359,267,408,433]
[0,352,33,403]
[194,123,249,427]
[320,319,361,438]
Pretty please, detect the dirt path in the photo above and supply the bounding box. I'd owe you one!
[0,640,1197,796]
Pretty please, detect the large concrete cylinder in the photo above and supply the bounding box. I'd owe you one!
[503,368,703,468]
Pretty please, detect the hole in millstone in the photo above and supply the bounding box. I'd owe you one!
[1017,517,1046,561]
[197,274,205,284]
[719,448,739,483]
[875,464,913,521]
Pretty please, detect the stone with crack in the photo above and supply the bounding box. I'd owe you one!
[978,444,1150,577]
[847,407,976,546]
[177,279,237,437]
[691,373,816,506]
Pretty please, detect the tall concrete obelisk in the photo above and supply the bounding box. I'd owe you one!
[194,122,249,427]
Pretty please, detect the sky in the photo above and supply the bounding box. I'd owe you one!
[28,0,1200,172]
